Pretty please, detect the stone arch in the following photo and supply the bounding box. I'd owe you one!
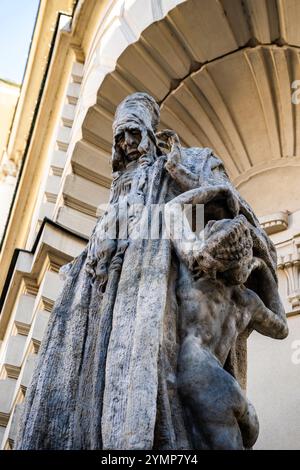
[58,0,300,229]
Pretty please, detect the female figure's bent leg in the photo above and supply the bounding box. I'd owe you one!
[178,336,259,449]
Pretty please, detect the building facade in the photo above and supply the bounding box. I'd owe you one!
[0,79,20,241]
[0,0,300,449]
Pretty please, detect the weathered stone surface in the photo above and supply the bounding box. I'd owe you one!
[16,93,288,450]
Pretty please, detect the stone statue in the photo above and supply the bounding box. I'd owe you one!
[16,92,288,450]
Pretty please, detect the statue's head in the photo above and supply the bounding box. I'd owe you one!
[112,92,160,171]
[203,215,254,285]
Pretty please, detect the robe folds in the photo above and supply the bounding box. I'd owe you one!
[16,149,282,450]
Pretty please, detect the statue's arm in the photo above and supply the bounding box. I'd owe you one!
[162,131,199,190]
[250,294,288,339]
[248,259,288,339]
[164,140,229,190]
[166,159,199,190]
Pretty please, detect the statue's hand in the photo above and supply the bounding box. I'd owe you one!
[161,130,199,189]
[156,129,181,170]
[165,131,182,171]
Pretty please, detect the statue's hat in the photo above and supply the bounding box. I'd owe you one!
[113,92,160,136]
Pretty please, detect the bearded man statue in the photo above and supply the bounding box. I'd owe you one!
[16,93,288,450]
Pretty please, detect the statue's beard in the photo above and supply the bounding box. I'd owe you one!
[125,148,141,162]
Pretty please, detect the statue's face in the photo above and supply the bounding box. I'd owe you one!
[115,127,142,163]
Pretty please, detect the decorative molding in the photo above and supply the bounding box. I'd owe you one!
[2,364,21,380]
[278,250,300,315]
[259,211,289,235]
[40,298,54,313]
[234,157,300,188]
[31,339,40,355]
[14,321,31,336]
[0,412,10,427]
[22,279,38,297]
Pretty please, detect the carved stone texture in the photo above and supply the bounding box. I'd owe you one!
[16,93,288,450]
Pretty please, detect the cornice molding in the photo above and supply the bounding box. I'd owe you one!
[0,219,86,339]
